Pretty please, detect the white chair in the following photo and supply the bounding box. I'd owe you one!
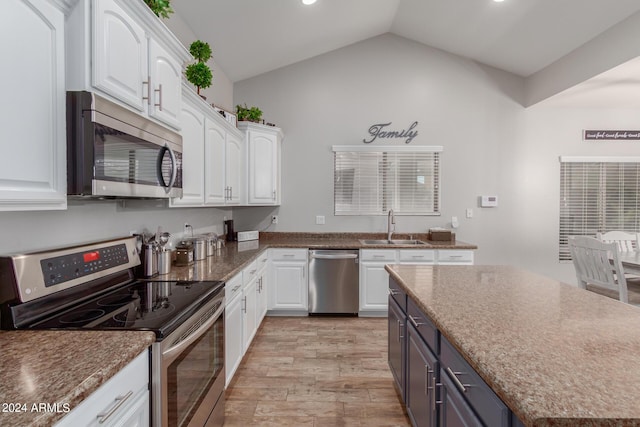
[568,236,638,304]
[596,231,640,253]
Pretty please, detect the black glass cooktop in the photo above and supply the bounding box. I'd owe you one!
[30,280,224,340]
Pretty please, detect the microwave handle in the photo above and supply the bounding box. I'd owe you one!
[157,144,178,193]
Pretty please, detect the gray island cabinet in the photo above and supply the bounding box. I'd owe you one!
[386,264,640,427]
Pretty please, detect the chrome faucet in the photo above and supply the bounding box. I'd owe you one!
[387,209,395,241]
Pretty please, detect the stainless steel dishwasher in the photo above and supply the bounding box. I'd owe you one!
[308,249,359,315]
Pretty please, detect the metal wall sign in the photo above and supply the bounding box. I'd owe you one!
[583,130,640,140]
[363,121,418,144]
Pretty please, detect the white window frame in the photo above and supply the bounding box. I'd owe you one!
[559,156,640,261]
[332,145,443,216]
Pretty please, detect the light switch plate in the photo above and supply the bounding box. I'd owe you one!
[316,215,325,225]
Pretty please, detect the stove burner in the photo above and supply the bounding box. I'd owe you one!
[59,309,107,324]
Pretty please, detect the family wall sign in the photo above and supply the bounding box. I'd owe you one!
[363,121,419,144]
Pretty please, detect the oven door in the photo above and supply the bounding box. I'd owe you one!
[152,292,225,427]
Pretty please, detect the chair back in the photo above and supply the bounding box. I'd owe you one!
[569,236,629,303]
[596,230,640,252]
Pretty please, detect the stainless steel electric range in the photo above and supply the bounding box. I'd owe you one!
[0,236,225,427]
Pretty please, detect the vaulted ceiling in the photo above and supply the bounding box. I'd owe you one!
[172,0,640,106]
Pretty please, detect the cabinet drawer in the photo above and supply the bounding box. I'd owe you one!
[407,298,438,354]
[399,249,435,263]
[257,251,269,271]
[388,277,407,311]
[440,336,509,427]
[437,250,474,264]
[270,248,308,261]
[226,273,243,303]
[361,249,397,262]
[243,260,258,285]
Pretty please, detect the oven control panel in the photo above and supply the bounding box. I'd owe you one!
[40,243,130,287]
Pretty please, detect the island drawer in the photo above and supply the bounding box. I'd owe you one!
[388,277,407,311]
[407,298,438,354]
[440,336,509,427]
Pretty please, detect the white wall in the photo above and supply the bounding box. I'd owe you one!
[233,33,640,284]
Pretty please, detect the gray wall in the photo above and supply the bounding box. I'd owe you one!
[233,33,640,284]
[0,200,231,255]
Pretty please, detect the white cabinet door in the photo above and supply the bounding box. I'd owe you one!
[92,0,147,112]
[204,118,227,204]
[170,99,204,207]
[359,262,392,313]
[225,292,243,387]
[270,261,308,311]
[240,122,283,206]
[0,0,67,211]
[148,38,182,130]
[55,351,149,427]
[242,279,258,353]
[256,265,268,324]
[247,131,278,204]
[225,135,244,205]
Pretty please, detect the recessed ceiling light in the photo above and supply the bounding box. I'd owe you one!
[302,0,317,5]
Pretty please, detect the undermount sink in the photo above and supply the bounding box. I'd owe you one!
[360,239,430,246]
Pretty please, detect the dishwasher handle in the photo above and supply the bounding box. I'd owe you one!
[310,253,358,260]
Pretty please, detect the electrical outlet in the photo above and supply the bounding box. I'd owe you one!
[466,208,473,218]
[316,215,325,225]
[271,215,278,224]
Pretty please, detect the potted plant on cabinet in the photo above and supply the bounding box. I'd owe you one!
[185,40,213,98]
[144,0,173,19]
[236,104,263,123]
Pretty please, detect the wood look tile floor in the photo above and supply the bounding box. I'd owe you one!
[224,316,411,426]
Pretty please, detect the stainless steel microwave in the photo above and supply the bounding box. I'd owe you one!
[66,91,183,199]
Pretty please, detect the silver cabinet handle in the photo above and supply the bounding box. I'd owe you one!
[250,269,257,274]
[310,253,358,260]
[154,83,163,110]
[397,319,404,341]
[232,285,241,292]
[282,254,295,258]
[142,76,151,105]
[388,288,399,296]
[373,255,386,259]
[97,390,133,424]
[433,376,441,408]
[242,296,247,313]
[425,365,432,397]
[408,314,424,328]
[273,190,276,201]
[446,367,470,393]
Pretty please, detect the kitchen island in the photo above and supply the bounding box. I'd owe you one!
[386,264,640,426]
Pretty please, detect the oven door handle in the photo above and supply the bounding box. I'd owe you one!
[162,299,224,361]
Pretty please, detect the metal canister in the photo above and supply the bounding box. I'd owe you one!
[140,242,158,278]
[203,233,218,257]
[192,237,207,261]
[158,249,173,275]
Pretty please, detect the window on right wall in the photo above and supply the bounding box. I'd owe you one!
[559,156,640,261]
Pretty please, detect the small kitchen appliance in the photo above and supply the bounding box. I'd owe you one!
[0,237,225,427]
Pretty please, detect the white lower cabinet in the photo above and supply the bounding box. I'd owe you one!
[242,261,259,353]
[359,249,473,316]
[55,351,149,427]
[256,252,269,323]
[225,273,244,387]
[269,249,308,314]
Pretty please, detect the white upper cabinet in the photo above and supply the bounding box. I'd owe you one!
[225,134,244,205]
[170,95,205,206]
[67,0,190,130]
[0,0,71,211]
[92,0,147,112]
[171,85,245,208]
[239,122,284,205]
[148,39,183,129]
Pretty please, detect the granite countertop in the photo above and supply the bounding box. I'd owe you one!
[386,264,640,427]
[165,232,477,282]
[0,330,154,426]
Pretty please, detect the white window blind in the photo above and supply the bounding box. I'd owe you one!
[559,157,640,261]
[333,146,442,215]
